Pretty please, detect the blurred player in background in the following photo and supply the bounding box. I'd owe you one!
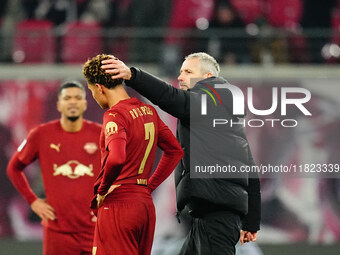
[82,54,183,255]
[7,81,101,255]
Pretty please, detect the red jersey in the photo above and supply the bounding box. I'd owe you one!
[93,97,183,197]
[15,119,101,233]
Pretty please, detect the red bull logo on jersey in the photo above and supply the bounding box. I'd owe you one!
[84,142,98,154]
[53,160,94,179]
[105,121,118,138]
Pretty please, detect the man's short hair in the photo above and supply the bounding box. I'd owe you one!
[185,52,220,77]
[82,54,123,89]
[58,81,86,97]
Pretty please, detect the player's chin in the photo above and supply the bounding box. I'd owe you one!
[67,115,80,122]
[95,100,108,109]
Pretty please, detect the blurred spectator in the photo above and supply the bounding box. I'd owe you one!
[21,0,86,26]
[264,0,303,29]
[263,0,306,63]
[163,0,215,75]
[80,0,120,26]
[230,0,262,25]
[0,0,9,26]
[21,0,40,20]
[124,0,172,63]
[301,0,338,62]
[208,0,248,64]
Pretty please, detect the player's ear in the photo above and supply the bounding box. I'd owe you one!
[56,98,61,113]
[84,99,87,111]
[96,83,104,94]
[204,72,213,78]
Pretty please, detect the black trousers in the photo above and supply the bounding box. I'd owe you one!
[179,210,241,255]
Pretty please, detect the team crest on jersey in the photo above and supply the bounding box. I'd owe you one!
[84,142,98,154]
[53,160,94,179]
[105,121,118,138]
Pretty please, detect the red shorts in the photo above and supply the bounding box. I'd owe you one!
[93,184,156,255]
[43,227,94,255]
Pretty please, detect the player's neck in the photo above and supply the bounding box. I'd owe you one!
[107,86,130,108]
[60,116,83,132]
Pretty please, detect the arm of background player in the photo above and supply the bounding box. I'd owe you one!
[101,58,189,119]
[148,119,184,192]
[7,152,56,222]
[97,138,127,196]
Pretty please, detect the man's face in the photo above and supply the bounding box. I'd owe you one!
[57,87,87,119]
[178,57,206,91]
[87,83,108,109]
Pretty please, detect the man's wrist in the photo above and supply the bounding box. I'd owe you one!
[129,68,136,81]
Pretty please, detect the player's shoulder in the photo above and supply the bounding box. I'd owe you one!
[32,119,59,132]
[25,120,59,139]
[104,108,124,120]
[83,119,102,131]
[140,101,159,117]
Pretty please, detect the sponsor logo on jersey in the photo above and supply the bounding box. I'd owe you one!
[109,113,117,117]
[137,179,148,185]
[105,121,118,138]
[50,143,61,152]
[53,160,93,179]
[84,142,98,154]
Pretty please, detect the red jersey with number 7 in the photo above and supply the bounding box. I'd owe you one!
[94,97,181,194]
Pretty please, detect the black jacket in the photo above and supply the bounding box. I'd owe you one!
[126,68,261,232]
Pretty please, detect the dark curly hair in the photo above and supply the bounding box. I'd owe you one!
[82,54,123,89]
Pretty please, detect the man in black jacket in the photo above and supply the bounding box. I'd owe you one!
[101,52,261,255]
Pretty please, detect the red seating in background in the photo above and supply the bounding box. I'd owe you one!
[61,22,103,64]
[331,8,340,44]
[12,20,56,63]
[327,8,340,63]
[264,0,303,28]
[230,0,262,24]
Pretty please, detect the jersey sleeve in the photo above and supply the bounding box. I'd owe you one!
[16,127,40,164]
[97,111,128,195]
[148,115,184,191]
[6,128,41,204]
[97,138,127,195]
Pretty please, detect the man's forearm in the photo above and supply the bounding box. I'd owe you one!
[126,68,188,119]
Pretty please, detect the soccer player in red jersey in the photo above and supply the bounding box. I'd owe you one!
[82,54,183,255]
[7,81,101,255]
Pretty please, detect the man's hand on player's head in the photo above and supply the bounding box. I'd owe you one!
[101,57,132,81]
[31,198,56,223]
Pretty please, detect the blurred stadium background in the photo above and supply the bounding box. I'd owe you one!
[0,0,340,254]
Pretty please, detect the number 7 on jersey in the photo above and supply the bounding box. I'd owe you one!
[138,122,155,174]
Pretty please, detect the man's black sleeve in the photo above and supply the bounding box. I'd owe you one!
[242,149,261,232]
[242,177,261,232]
[125,68,189,119]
